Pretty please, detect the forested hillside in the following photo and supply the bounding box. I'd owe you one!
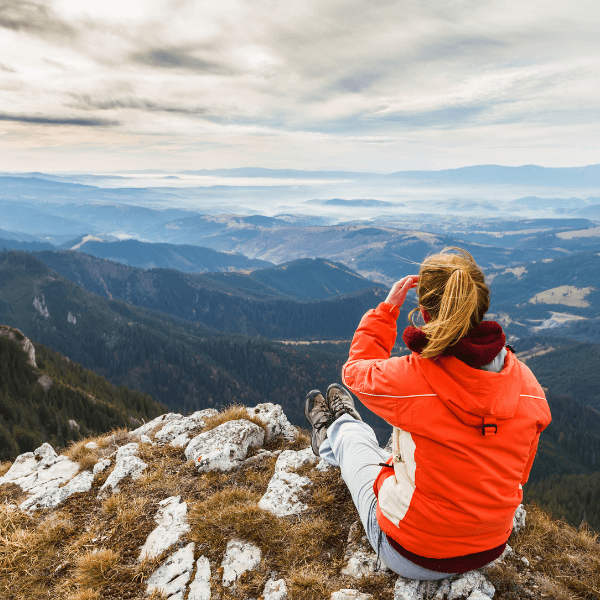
[29,250,389,338]
[0,328,166,461]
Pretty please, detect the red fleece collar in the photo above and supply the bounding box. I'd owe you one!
[402,321,506,368]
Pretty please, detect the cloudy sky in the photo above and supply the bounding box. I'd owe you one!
[1,0,599,172]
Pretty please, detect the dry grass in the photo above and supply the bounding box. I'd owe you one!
[202,403,268,434]
[484,503,600,600]
[2,405,598,600]
[0,460,12,478]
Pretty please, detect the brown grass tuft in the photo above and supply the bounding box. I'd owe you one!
[73,548,121,588]
[65,589,102,600]
[0,460,12,478]
[202,403,267,433]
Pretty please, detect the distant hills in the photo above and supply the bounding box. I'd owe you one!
[57,238,272,273]
[486,250,600,341]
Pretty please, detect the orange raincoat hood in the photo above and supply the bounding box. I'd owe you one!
[416,351,523,427]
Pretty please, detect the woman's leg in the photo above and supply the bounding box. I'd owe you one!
[319,414,455,581]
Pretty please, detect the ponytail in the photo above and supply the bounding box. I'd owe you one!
[408,247,489,359]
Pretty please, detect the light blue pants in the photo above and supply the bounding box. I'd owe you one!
[319,414,456,580]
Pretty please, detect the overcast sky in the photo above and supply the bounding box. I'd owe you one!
[1,0,599,172]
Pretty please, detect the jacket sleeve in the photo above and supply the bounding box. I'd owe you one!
[520,400,552,485]
[342,302,413,429]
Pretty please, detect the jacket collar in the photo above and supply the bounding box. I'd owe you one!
[402,320,506,369]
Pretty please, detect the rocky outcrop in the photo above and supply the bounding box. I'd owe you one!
[0,325,37,368]
[0,402,538,600]
[184,419,265,473]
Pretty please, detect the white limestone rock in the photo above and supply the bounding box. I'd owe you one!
[274,447,318,473]
[20,469,94,512]
[447,571,495,600]
[512,504,526,534]
[98,455,147,496]
[241,449,279,467]
[341,549,379,577]
[187,555,211,600]
[184,419,265,473]
[316,458,334,472]
[84,441,99,450]
[258,470,311,517]
[93,458,111,475]
[484,543,513,569]
[140,434,155,445]
[146,542,195,599]
[221,538,262,587]
[246,403,298,441]
[467,591,492,600]
[393,570,495,600]
[331,590,372,600]
[0,444,79,497]
[38,374,53,391]
[130,413,183,438]
[115,442,139,462]
[156,409,218,444]
[139,495,191,561]
[263,577,288,600]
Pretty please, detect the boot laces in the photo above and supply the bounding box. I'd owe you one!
[313,411,335,432]
[330,390,351,415]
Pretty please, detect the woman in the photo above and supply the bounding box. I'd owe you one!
[305,247,551,580]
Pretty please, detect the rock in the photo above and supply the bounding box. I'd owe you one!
[242,449,279,467]
[341,549,379,577]
[184,419,265,473]
[0,444,79,497]
[146,542,195,599]
[139,496,191,561]
[98,455,147,496]
[246,403,298,441]
[115,442,139,462]
[467,592,491,600]
[221,539,262,587]
[258,471,311,517]
[37,374,53,391]
[187,555,211,600]
[262,577,288,599]
[512,504,526,534]
[394,579,442,600]
[520,556,530,567]
[274,448,318,473]
[331,590,372,599]
[316,458,334,472]
[20,470,94,512]
[155,409,218,444]
[130,413,183,438]
[21,335,38,367]
[68,419,80,431]
[447,571,495,599]
[85,441,99,450]
[140,434,155,445]
[93,459,111,475]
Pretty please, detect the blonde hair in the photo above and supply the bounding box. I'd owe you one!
[408,247,490,359]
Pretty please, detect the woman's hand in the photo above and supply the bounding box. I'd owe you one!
[385,275,419,308]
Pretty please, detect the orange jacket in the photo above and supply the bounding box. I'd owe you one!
[342,302,552,559]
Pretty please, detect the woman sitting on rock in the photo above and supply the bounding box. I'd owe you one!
[305,246,551,580]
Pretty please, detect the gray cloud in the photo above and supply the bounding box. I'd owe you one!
[0,113,120,126]
[132,48,230,74]
[0,1,75,38]
[69,94,207,115]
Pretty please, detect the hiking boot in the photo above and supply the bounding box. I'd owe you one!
[305,389,335,456]
[327,383,363,421]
